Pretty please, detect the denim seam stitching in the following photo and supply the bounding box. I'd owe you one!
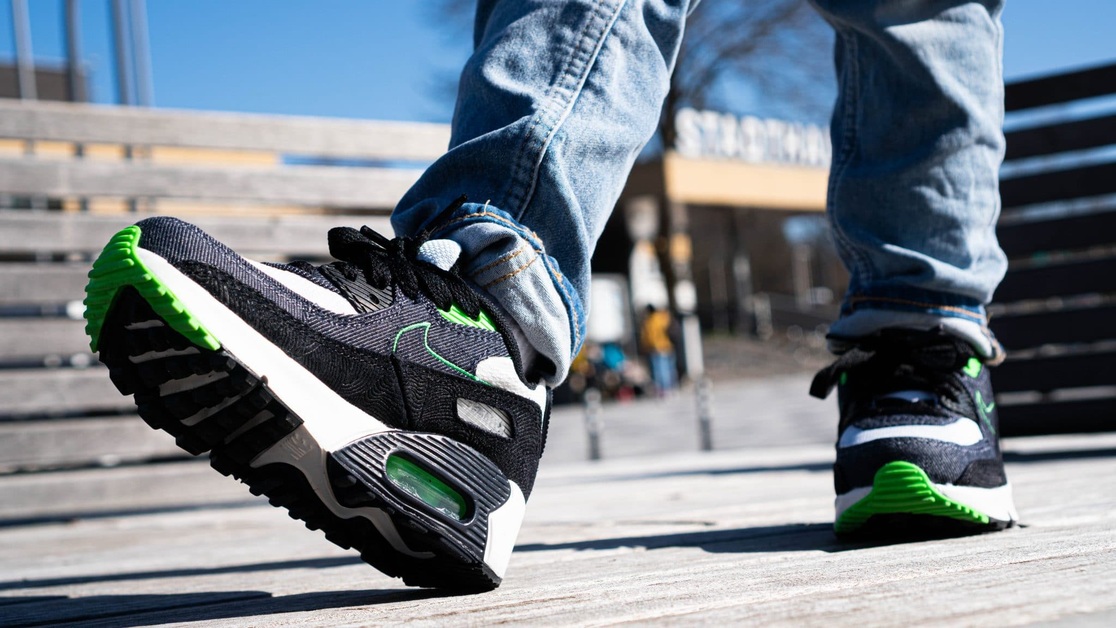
[474,244,528,275]
[501,7,599,213]
[517,0,627,219]
[827,27,872,289]
[500,0,626,219]
[483,254,539,288]
[438,210,583,353]
[847,295,986,322]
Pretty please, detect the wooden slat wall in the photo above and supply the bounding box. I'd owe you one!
[992,61,1116,436]
[0,159,421,211]
[0,263,90,306]
[0,318,89,359]
[0,99,449,160]
[0,416,184,472]
[0,102,439,471]
[0,368,127,417]
[0,210,393,257]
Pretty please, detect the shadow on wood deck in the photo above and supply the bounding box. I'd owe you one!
[2,376,1115,626]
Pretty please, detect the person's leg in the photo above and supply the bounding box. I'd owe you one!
[394,0,694,385]
[650,352,670,393]
[808,0,1017,535]
[86,0,695,591]
[812,0,1007,361]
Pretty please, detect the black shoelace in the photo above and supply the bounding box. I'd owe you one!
[809,327,976,410]
[314,195,483,316]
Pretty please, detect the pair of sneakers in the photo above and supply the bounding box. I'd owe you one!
[83,216,1016,591]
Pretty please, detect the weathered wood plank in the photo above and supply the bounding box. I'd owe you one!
[1000,161,1116,210]
[996,207,1116,259]
[0,263,90,306]
[0,367,127,418]
[1005,62,1116,112]
[0,317,89,359]
[1001,397,1116,436]
[0,415,184,472]
[993,349,1116,394]
[991,302,1116,350]
[0,434,1113,625]
[0,99,450,161]
[0,591,272,626]
[0,159,420,210]
[0,460,252,523]
[0,210,393,256]
[995,256,1116,303]
[1005,112,1116,161]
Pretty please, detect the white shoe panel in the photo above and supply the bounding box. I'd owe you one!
[483,481,525,579]
[838,418,983,448]
[137,248,390,451]
[250,260,357,315]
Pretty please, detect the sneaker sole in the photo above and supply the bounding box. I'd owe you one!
[834,461,1017,536]
[84,226,525,590]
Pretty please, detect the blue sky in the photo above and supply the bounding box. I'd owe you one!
[1,1,1113,124]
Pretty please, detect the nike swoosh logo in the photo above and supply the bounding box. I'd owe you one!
[392,322,491,385]
[838,419,984,448]
[975,390,997,435]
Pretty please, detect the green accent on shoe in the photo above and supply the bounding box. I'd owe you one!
[392,322,491,385]
[83,226,220,353]
[438,303,497,331]
[963,357,983,379]
[835,461,991,534]
[386,454,468,520]
[975,390,997,434]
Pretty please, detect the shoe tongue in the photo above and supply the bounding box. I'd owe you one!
[416,239,461,271]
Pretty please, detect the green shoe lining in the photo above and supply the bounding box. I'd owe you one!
[83,225,220,353]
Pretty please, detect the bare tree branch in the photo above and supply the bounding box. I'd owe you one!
[432,0,835,152]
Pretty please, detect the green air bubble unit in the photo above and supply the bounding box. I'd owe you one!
[385,454,468,521]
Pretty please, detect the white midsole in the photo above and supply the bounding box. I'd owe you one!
[485,482,525,579]
[136,248,392,452]
[252,425,431,558]
[836,481,1018,523]
[135,247,524,570]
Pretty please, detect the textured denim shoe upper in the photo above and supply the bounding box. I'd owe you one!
[133,216,550,496]
[811,327,1007,495]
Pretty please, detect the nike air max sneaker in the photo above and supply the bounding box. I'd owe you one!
[83,211,550,590]
[810,327,1018,537]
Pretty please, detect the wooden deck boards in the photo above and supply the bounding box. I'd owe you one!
[2,379,1115,626]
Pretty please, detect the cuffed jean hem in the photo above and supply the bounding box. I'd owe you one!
[428,202,585,386]
[828,295,1005,365]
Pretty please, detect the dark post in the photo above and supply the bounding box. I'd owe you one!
[65,0,87,102]
[130,0,154,106]
[11,0,37,101]
[584,388,603,461]
[695,377,713,452]
[111,0,135,105]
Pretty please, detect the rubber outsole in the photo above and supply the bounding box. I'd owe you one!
[835,461,1013,537]
[84,230,505,591]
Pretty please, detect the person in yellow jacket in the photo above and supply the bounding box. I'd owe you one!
[640,305,676,395]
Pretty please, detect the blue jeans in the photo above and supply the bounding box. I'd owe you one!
[395,0,1007,384]
[649,352,677,393]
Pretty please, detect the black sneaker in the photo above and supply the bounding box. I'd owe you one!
[83,211,550,590]
[810,327,1018,537]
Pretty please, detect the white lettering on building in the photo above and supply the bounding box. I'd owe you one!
[674,107,832,168]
